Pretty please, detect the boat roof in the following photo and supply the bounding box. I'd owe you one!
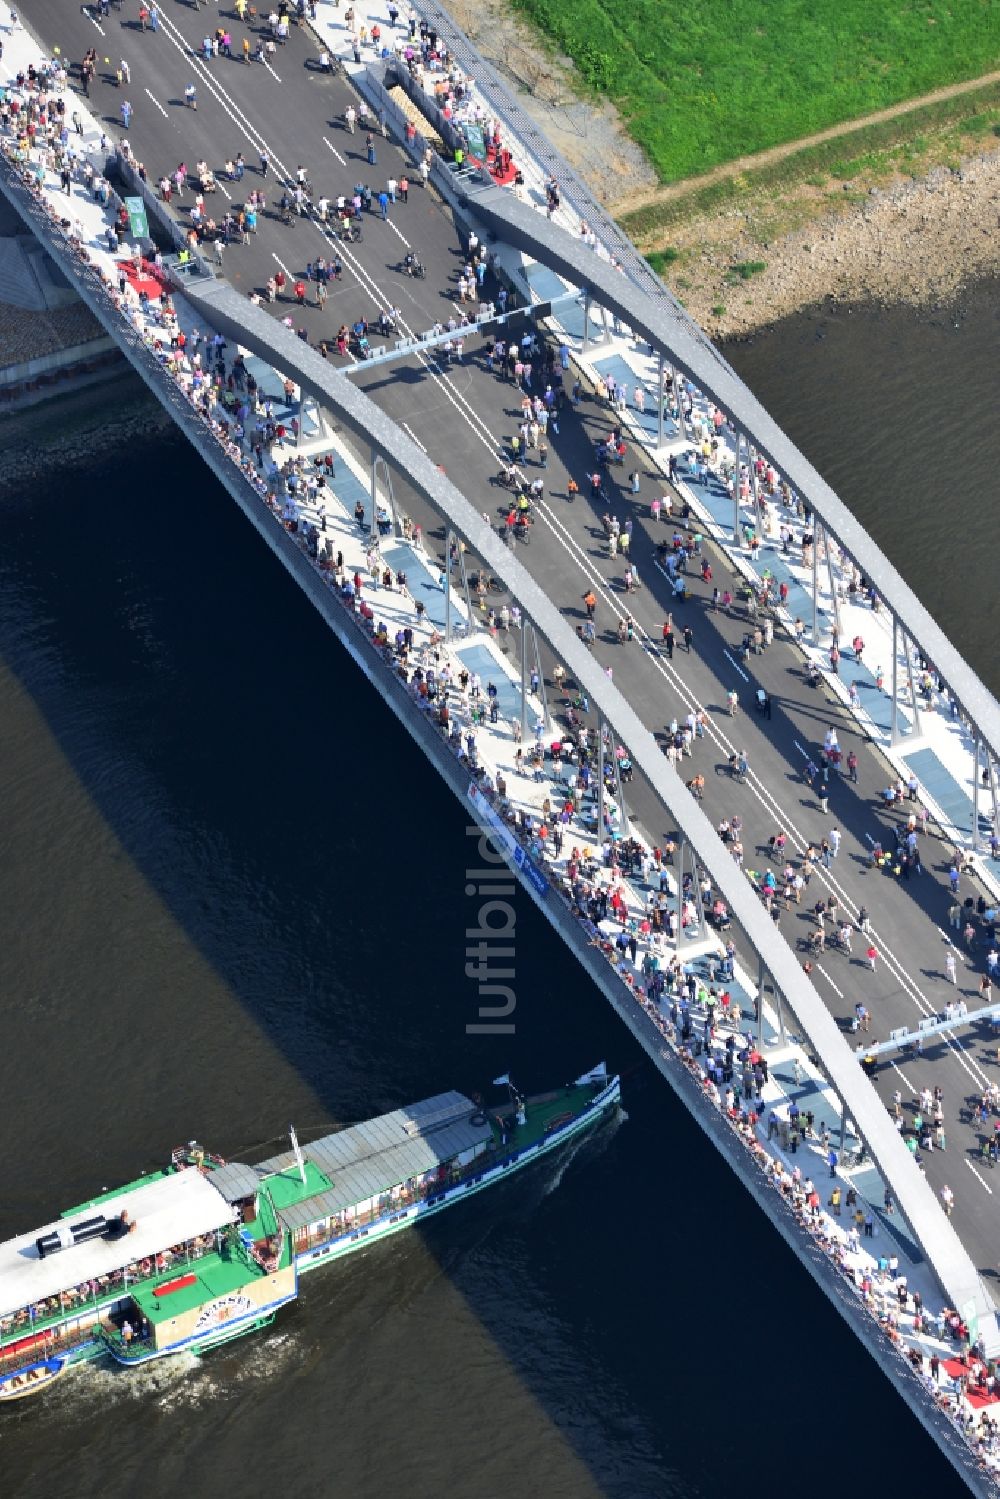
[251,1091,492,1231]
[0,1169,235,1319]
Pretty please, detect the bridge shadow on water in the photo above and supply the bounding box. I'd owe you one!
[0,402,961,1496]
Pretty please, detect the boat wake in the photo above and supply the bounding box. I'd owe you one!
[542,1106,625,1200]
[60,1349,203,1416]
[56,1328,303,1415]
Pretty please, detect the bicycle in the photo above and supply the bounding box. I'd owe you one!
[728,753,749,784]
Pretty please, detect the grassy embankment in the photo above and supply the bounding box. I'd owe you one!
[634,83,1000,279]
[511,0,1000,181]
[509,0,1000,256]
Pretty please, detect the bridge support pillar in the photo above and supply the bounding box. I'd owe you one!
[656,352,665,448]
[732,431,742,543]
[773,982,788,1047]
[904,631,923,739]
[456,541,474,631]
[757,954,765,1048]
[973,735,981,852]
[371,449,401,538]
[811,522,819,644]
[597,712,605,849]
[822,524,841,644]
[526,622,550,735]
[581,290,591,353]
[520,616,529,744]
[444,528,453,642]
[605,720,630,840]
[891,616,899,744]
[750,445,764,546]
[675,838,685,949]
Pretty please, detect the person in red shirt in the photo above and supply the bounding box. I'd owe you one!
[294,280,306,304]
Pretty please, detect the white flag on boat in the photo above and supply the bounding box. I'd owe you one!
[492,1073,511,1087]
[574,1062,608,1086]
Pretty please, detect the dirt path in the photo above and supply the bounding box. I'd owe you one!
[614,67,1000,217]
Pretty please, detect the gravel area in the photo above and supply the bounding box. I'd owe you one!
[443,0,657,206]
[661,152,1000,337]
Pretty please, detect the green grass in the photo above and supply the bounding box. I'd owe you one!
[619,81,1000,239]
[730,260,768,279]
[511,0,1000,182]
[645,246,680,275]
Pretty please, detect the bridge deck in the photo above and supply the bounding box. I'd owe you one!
[5,0,1000,1472]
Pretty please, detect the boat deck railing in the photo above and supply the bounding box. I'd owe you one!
[0,1237,220,1353]
[96,1324,154,1362]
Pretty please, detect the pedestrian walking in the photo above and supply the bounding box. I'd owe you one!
[366,133,377,166]
[866,943,878,971]
[945,950,957,984]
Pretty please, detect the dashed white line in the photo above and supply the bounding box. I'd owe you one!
[386,218,410,248]
[966,1159,994,1195]
[816,963,844,999]
[322,135,347,166]
[262,57,282,83]
[271,252,293,277]
[216,180,232,200]
[723,649,749,682]
[85,10,105,34]
[144,88,168,118]
[401,422,427,453]
[890,1059,916,1094]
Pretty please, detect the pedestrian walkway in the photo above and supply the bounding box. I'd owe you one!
[590,353,674,444]
[562,323,996,891]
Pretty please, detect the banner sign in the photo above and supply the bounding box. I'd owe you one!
[467,782,548,898]
[124,195,149,239]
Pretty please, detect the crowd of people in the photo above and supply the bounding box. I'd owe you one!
[3,7,1000,1475]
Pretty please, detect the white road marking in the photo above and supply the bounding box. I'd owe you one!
[793,739,809,759]
[890,1059,916,1094]
[262,57,282,83]
[85,10,105,34]
[386,218,410,248]
[138,10,996,1113]
[271,252,293,277]
[401,422,427,453]
[322,135,346,166]
[966,1159,994,1195]
[723,650,749,682]
[144,89,168,118]
[216,180,232,200]
[816,963,844,999]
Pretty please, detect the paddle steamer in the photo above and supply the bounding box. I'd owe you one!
[0,1066,619,1398]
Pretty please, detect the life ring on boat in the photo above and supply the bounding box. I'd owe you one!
[469,1112,488,1127]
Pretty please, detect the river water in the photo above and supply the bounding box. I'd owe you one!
[2,286,994,1496]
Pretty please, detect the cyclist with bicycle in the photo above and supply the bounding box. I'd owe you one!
[728,750,748,782]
